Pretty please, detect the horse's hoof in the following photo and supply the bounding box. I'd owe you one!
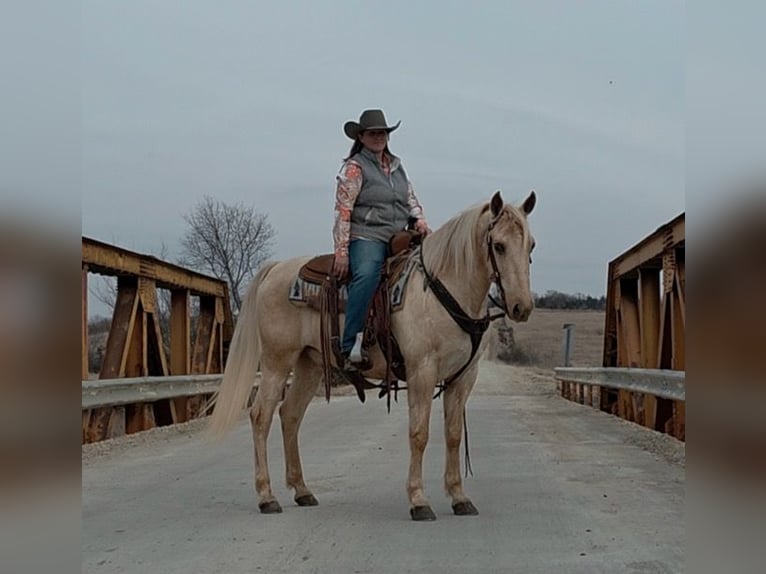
[258,500,283,514]
[295,494,319,507]
[452,500,479,516]
[410,505,437,521]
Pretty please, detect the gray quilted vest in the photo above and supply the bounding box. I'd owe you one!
[349,147,411,244]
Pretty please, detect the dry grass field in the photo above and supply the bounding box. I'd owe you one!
[487,308,605,370]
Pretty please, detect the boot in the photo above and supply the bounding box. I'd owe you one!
[347,332,372,371]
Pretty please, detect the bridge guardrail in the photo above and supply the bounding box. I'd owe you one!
[554,367,685,401]
[81,374,263,444]
[82,374,224,410]
[554,367,685,440]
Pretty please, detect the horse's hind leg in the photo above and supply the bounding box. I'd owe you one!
[443,367,480,516]
[279,350,321,507]
[250,357,292,514]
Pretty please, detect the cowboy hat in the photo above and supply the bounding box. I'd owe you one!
[343,109,401,140]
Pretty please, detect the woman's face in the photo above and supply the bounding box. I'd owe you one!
[359,129,389,153]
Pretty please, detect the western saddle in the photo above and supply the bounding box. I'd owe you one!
[297,230,423,404]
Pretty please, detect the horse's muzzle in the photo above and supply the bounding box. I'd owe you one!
[511,302,532,322]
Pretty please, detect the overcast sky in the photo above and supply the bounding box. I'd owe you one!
[77,0,689,312]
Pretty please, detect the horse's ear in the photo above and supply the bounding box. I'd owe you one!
[490,190,504,218]
[522,190,536,216]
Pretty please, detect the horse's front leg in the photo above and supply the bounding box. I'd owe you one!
[443,365,480,516]
[407,364,438,521]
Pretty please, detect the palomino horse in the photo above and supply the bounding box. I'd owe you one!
[209,190,536,520]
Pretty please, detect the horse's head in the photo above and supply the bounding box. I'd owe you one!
[485,190,536,322]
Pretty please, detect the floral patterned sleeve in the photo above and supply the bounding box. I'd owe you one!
[407,180,426,222]
[333,160,363,258]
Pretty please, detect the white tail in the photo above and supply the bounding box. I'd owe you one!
[207,262,277,438]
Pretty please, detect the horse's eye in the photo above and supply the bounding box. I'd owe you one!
[493,242,505,255]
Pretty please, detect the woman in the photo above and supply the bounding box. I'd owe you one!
[332,109,431,368]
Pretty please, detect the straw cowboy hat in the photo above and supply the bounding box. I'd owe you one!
[343,109,401,140]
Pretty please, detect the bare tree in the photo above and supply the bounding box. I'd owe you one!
[90,275,117,309]
[180,196,275,312]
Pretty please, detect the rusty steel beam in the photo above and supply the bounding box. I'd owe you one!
[170,289,191,375]
[610,213,684,280]
[602,261,618,368]
[82,236,226,297]
[98,276,173,379]
[100,277,140,378]
[83,237,234,381]
[618,278,642,368]
[192,296,224,374]
[639,268,661,369]
[672,284,686,370]
[639,268,661,428]
[617,278,641,422]
[595,213,685,438]
[82,266,89,379]
[82,238,238,440]
[603,213,685,369]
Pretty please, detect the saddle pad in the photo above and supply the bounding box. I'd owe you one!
[289,276,349,313]
[388,251,420,312]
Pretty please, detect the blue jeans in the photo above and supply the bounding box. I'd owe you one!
[341,238,388,353]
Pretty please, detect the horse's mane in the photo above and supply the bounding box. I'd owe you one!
[421,200,525,279]
[421,202,487,279]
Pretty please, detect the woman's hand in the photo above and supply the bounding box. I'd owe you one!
[415,219,432,235]
[332,254,349,279]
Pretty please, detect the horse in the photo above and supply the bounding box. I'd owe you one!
[208,190,536,520]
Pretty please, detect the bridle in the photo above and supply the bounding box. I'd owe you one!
[485,215,512,321]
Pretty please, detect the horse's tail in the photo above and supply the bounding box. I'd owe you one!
[207,261,278,439]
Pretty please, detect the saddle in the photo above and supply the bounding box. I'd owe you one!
[295,230,422,403]
[298,254,346,287]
